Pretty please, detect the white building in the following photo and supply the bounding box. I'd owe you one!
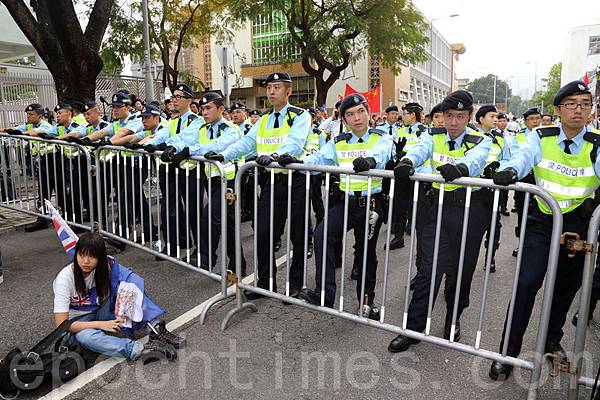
[561,19,600,86]
[0,6,36,62]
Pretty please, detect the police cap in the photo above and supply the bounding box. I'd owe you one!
[475,104,497,122]
[54,103,73,113]
[140,104,162,117]
[402,102,423,112]
[249,109,261,116]
[261,72,292,87]
[553,80,591,106]
[523,107,541,119]
[385,105,399,113]
[25,103,44,113]
[200,92,224,106]
[111,92,132,107]
[440,90,473,112]
[174,84,193,97]
[230,102,247,112]
[82,101,98,112]
[339,93,368,117]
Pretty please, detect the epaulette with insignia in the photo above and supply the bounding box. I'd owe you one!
[537,126,560,138]
[313,128,322,134]
[219,122,232,131]
[429,127,447,135]
[99,121,108,129]
[583,130,600,146]
[463,134,484,144]
[188,114,199,122]
[71,122,79,128]
[334,133,352,143]
[369,128,383,136]
[287,106,305,115]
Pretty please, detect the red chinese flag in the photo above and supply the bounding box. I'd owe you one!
[342,84,381,113]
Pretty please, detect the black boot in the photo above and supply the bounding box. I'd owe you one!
[149,320,186,349]
[388,335,420,353]
[489,361,512,380]
[444,313,461,342]
[386,235,405,250]
[140,339,177,364]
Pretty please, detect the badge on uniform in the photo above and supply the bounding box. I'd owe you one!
[274,74,279,80]
[457,102,463,109]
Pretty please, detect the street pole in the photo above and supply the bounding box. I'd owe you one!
[141,0,154,101]
[493,74,497,105]
[428,14,458,110]
[223,47,230,108]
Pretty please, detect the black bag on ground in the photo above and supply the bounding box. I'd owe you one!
[0,319,98,396]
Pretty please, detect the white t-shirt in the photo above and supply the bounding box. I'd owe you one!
[53,264,99,319]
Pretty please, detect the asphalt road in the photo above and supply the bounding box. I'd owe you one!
[1,198,599,399]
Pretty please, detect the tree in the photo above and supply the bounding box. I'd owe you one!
[530,62,562,113]
[466,74,512,105]
[1,0,113,103]
[508,95,527,117]
[226,0,429,105]
[102,0,225,89]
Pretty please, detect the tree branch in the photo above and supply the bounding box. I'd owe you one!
[85,0,114,50]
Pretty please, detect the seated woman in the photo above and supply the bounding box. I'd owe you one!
[53,232,184,362]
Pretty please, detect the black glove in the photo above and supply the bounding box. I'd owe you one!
[578,197,597,220]
[171,147,190,167]
[98,137,112,146]
[36,132,52,140]
[203,151,224,162]
[144,144,158,153]
[436,163,469,182]
[395,137,408,159]
[80,136,92,144]
[277,153,302,166]
[4,128,21,135]
[483,161,500,179]
[493,167,518,186]
[256,154,275,166]
[160,146,178,162]
[245,155,256,162]
[63,136,78,143]
[123,142,143,150]
[353,156,376,173]
[155,142,168,151]
[394,158,414,180]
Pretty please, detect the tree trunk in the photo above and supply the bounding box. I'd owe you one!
[315,78,330,107]
[1,0,112,103]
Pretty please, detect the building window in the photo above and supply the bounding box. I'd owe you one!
[252,11,301,65]
[590,35,600,55]
[257,76,315,108]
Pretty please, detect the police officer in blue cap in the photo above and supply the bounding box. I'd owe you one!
[489,80,600,380]
[204,72,311,299]
[277,93,393,318]
[389,90,492,352]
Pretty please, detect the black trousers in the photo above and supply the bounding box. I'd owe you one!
[406,189,488,332]
[0,142,15,201]
[484,189,503,262]
[117,156,155,241]
[37,152,66,211]
[200,177,247,274]
[310,174,325,225]
[313,196,384,306]
[97,158,120,230]
[392,175,412,234]
[514,173,535,237]
[499,205,588,357]
[256,171,307,292]
[409,181,430,272]
[58,153,87,224]
[158,164,191,256]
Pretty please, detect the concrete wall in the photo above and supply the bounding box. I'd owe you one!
[561,21,600,84]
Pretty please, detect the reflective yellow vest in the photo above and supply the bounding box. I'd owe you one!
[256,107,304,173]
[430,128,485,191]
[334,130,383,192]
[533,126,600,214]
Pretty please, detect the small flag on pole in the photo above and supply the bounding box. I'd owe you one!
[45,199,78,260]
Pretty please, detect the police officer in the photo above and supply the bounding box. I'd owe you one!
[496,113,511,215]
[476,105,510,273]
[249,109,261,126]
[1,103,53,202]
[389,90,492,352]
[511,107,542,257]
[318,100,344,140]
[489,80,600,379]
[165,92,247,273]
[542,113,555,126]
[71,102,87,126]
[143,84,203,258]
[285,94,392,318]
[204,72,311,299]
[229,102,255,222]
[230,102,252,135]
[378,105,402,141]
[430,103,445,128]
[389,102,428,250]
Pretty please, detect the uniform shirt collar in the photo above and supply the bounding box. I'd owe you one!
[270,103,289,116]
[179,110,194,121]
[557,125,586,148]
[349,131,370,143]
[445,127,473,147]
[410,122,421,131]
[210,118,227,131]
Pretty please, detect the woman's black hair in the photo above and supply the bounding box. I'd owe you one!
[73,232,110,302]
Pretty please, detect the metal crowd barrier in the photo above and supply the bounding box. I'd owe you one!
[222,161,563,400]
[569,205,600,399]
[0,134,234,324]
[92,145,233,322]
[0,133,95,232]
